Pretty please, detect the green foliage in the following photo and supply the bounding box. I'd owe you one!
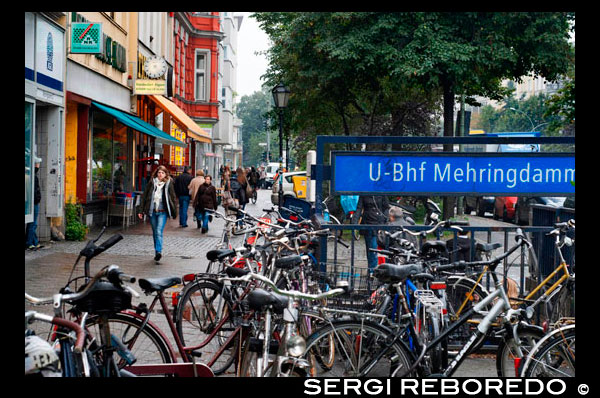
[65,202,88,241]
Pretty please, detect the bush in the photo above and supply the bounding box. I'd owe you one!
[65,202,88,241]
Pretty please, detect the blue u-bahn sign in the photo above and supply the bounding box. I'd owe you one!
[331,152,575,196]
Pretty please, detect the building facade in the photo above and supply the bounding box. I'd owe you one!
[172,12,223,179]
[25,12,67,241]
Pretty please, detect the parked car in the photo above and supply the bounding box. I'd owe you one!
[463,196,495,217]
[271,171,308,205]
[493,196,518,222]
[514,196,567,225]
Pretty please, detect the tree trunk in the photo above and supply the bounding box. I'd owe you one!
[442,78,455,220]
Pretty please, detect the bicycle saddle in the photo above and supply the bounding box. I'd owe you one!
[476,242,501,253]
[274,255,303,270]
[373,263,424,283]
[138,276,182,293]
[225,266,250,278]
[206,249,236,262]
[246,288,289,314]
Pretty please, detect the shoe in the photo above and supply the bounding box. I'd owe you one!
[34,244,45,250]
[182,225,188,228]
[27,245,36,251]
[201,228,207,234]
[154,252,162,262]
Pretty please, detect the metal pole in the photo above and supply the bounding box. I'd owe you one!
[278,110,284,208]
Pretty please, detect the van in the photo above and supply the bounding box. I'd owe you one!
[264,162,281,188]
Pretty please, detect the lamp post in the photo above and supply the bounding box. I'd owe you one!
[509,107,535,131]
[272,83,290,208]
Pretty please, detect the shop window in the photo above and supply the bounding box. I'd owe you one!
[25,100,35,223]
[90,109,131,201]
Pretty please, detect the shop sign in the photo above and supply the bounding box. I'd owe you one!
[35,16,65,92]
[331,152,575,196]
[71,22,102,53]
[134,79,167,95]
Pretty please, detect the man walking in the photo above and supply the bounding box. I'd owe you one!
[25,156,43,250]
[174,166,193,228]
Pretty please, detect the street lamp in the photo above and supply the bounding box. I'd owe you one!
[272,83,290,208]
[509,107,535,131]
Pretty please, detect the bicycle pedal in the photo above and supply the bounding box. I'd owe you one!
[190,350,203,358]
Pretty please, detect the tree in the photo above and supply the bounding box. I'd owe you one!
[236,90,278,166]
[255,12,574,218]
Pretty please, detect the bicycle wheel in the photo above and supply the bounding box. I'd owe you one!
[85,312,173,376]
[303,320,416,377]
[251,189,257,204]
[520,325,575,377]
[496,325,545,377]
[175,280,238,375]
[444,276,491,349]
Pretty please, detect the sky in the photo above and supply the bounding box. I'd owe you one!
[235,12,270,101]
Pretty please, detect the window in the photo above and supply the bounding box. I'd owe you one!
[90,109,131,201]
[195,50,210,101]
[25,100,35,223]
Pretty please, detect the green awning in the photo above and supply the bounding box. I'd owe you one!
[91,101,186,148]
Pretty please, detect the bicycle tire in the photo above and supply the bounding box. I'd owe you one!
[495,325,545,377]
[175,280,238,375]
[302,320,416,377]
[444,276,491,349]
[85,312,174,376]
[251,190,257,204]
[520,325,575,377]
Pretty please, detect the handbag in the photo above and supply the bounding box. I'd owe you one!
[245,183,253,198]
[222,190,235,208]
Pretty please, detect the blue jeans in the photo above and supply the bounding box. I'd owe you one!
[178,196,190,226]
[25,203,40,247]
[149,211,168,254]
[197,210,211,231]
[364,230,379,272]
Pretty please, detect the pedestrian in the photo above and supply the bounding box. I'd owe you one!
[193,175,218,233]
[351,195,390,272]
[25,156,43,250]
[385,206,418,249]
[221,165,231,189]
[188,169,205,225]
[248,166,259,192]
[229,167,248,227]
[174,166,193,228]
[138,165,178,264]
[259,166,267,189]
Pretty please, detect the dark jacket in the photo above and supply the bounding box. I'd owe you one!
[352,196,390,226]
[140,178,178,219]
[174,171,193,197]
[229,174,248,205]
[34,167,41,205]
[194,183,218,211]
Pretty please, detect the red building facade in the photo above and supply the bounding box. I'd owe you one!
[172,12,223,175]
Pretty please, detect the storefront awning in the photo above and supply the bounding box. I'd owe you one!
[91,101,186,148]
[149,95,212,144]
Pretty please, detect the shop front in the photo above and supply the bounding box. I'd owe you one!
[25,12,66,242]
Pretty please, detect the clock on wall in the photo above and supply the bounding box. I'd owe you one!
[144,55,167,79]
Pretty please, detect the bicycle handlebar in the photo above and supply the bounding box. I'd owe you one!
[219,271,348,301]
[25,311,86,353]
[26,265,137,307]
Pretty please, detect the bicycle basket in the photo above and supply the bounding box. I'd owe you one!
[312,264,379,312]
[71,281,132,314]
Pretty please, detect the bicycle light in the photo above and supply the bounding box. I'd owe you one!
[286,334,307,357]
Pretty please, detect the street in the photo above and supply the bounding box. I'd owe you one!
[25,188,516,377]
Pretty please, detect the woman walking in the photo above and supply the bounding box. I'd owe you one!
[138,165,178,264]
[188,169,205,225]
[193,175,218,233]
